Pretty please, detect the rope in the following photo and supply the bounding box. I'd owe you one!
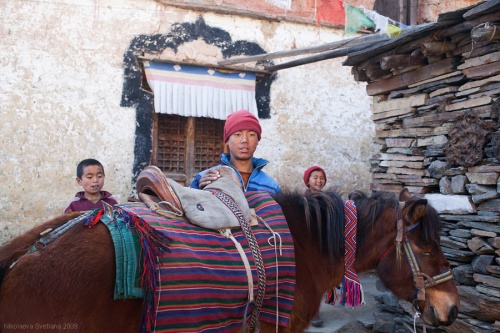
[413,311,420,332]
[220,228,255,302]
[212,190,266,333]
[490,25,497,41]
[259,216,283,333]
[412,311,427,333]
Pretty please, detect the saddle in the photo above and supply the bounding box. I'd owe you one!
[136,165,251,230]
[136,166,184,218]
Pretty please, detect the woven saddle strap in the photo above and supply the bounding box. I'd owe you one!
[212,190,266,333]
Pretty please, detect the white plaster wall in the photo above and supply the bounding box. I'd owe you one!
[0,0,373,245]
[198,13,374,194]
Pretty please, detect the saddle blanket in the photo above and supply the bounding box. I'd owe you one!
[117,191,296,333]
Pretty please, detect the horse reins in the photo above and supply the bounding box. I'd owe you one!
[379,201,454,332]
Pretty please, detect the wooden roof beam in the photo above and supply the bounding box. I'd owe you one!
[218,34,390,66]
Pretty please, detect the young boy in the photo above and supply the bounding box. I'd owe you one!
[63,159,118,214]
[304,166,327,193]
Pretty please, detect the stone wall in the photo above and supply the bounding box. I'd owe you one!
[343,1,500,331]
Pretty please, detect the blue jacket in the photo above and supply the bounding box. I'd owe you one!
[190,153,281,195]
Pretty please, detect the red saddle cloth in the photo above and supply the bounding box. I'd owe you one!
[119,191,296,333]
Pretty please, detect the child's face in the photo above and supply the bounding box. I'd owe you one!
[77,165,105,195]
[308,171,326,192]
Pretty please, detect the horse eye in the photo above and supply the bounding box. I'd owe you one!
[419,248,433,256]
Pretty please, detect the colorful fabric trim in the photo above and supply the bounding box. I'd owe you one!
[143,61,258,118]
[104,214,144,299]
[326,200,365,307]
[111,191,295,333]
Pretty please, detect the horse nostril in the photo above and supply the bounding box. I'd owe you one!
[448,305,458,323]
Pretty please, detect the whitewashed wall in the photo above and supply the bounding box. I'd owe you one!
[0,0,373,245]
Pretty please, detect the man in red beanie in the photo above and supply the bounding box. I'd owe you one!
[190,109,280,194]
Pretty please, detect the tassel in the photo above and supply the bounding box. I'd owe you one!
[337,276,365,307]
[325,287,338,305]
[83,209,103,228]
[117,209,171,333]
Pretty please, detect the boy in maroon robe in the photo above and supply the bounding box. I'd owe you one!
[63,158,118,214]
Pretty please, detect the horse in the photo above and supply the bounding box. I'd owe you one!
[0,188,459,333]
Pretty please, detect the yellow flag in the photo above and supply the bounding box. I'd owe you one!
[387,23,402,38]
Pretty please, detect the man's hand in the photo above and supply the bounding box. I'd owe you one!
[199,169,221,189]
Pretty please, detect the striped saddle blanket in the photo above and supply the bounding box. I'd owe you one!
[108,191,296,333]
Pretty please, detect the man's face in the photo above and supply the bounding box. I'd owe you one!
[77,165,105,194]
[226,130,259,161]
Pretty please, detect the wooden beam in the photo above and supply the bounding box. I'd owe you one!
[366,57,459,96]
[407,71,462,88]
[463,61,500,79]
[263,48,350,72]
[136,55,272,75]
[421,41,457,56]
[458,51,500,70]
[185,117,196,186]
[218,34,390,66]
[463,0,500,20]
[435,12,500,40]
[343,22,451,66]
[380,49,425,70]
[471,22,500,43]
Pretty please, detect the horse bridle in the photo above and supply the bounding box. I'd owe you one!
[380,201,454,310]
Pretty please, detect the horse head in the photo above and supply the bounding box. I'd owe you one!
[373,188,459,327]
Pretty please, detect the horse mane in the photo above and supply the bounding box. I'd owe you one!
[348,190,442,247]
[415,197,442,246]
[349,191,399,247]
[273,190,345,264]
[273,189,442,266]
[0,213,79,283]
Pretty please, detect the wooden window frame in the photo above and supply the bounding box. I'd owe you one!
[151,113,226,185]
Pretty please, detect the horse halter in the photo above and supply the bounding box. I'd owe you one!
[381,201,454,310]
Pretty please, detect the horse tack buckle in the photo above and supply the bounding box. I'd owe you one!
[414,273,426,302]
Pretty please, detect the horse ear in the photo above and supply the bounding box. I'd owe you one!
[399,188,412,201]
[408,199,428,223]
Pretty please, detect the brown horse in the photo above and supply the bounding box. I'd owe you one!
[0,189,459,333]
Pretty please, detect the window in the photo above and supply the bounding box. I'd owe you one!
[151,114,225,185]
[141,59,259,185]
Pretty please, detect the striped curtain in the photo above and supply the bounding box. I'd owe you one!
[143,61,258,120]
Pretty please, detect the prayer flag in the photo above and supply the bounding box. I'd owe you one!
[344,4,375,35]
[362,7,406,38]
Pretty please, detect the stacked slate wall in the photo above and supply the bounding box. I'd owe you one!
[346,1,500,332]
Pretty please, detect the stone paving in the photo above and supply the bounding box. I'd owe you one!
[305,272,386,333]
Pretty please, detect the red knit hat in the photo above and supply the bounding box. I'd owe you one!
[224,110,262,142]
[303,166,327,186]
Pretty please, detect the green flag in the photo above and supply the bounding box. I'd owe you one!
[345,4,375,34]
